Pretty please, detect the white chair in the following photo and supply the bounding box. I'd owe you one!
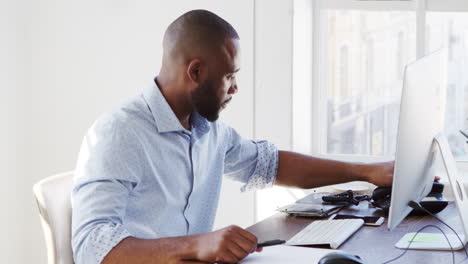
[33,171,74,264]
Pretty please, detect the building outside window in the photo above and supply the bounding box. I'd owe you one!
[294,0,468,161]
[257,0,468,222]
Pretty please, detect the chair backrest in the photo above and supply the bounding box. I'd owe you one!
[33,171,74,264]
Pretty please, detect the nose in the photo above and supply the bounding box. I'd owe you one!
[228,82,238,95]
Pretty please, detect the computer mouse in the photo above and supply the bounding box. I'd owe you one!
[318,251,366,264]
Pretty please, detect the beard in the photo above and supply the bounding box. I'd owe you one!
[191,79,223,122]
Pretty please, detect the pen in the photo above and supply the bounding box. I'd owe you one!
[257,239,286,247]
[216,240,286,264]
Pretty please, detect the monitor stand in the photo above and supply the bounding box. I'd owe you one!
[395,133,468,250]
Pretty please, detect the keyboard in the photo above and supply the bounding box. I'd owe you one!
[286,219,364,249]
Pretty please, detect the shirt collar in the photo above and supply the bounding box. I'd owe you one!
[143,78,210,134]
[190,111,210,134]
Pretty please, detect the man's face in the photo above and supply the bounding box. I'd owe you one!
[192,38,240,122]
[191,78,225,121]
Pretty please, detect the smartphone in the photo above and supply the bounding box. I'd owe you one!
[329,214,385,226]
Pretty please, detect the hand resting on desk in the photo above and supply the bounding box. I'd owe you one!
[102,225,261,264]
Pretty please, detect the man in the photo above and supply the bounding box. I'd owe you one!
[71,9,393,264]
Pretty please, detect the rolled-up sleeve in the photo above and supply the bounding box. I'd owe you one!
[71,116,141,264]
[223,126,278,192]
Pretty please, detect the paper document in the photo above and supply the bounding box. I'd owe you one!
[239,245,338,264]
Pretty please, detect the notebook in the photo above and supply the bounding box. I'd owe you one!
[277,192,345,217]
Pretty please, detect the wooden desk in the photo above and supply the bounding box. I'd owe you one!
[247,201,467,264]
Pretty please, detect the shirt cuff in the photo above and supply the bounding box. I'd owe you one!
[241,140,278,192]
[76,223,131,264]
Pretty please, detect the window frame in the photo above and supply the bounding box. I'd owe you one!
[299,0,468,170]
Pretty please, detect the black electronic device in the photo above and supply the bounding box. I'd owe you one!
[330,214,384,226]
[371,181,448,215]
[322,190,371,206]
[318,251,366,264]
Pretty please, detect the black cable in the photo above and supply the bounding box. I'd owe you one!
[383,200,468,264]
[409,200,468,258]
[322,190,371,206]
[382,224,455,264]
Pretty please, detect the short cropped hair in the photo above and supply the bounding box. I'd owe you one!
[163,9,239,57]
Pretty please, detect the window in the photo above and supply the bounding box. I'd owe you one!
[338,45,349,102]
[294,0,468,163]
[426,12,468,159]
[256,0,468,223]
[397,31,405,79]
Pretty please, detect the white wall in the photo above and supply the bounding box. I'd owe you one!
[0,0,31,262]
[4,0,256,263]
[254,0,298,221]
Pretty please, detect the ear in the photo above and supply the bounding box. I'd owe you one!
[187,59,202,85]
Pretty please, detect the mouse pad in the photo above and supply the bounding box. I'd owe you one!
[239,245,339,264]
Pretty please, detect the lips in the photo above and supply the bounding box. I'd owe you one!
[221,98,232,109]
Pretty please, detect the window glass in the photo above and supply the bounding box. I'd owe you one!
[427,12,468,160]
[323,10,416,156]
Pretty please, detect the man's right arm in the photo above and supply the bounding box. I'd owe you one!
[102,225,259,264]
[102,236,197,264]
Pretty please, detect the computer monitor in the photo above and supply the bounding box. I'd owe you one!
[388,49,468,250]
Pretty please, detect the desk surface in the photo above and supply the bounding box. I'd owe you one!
[247,201,467,264]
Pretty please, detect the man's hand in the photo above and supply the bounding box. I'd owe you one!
[188,225,260,263]
[361,161,442,187]
[360,161,394,187]
[102,225,260,264]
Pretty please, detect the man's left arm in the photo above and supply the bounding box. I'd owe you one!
[275,151,394,188]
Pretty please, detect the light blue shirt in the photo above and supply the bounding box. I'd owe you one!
[71,79,278,264]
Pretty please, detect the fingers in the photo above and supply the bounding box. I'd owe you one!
[225,237,251,261]
[230,225,258,245]
[230,229,257,254]
[194,225,258,264]
[217,248,240,264]
[370,161,394,187]
[222,226,258,262]
[229,226,258,254]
